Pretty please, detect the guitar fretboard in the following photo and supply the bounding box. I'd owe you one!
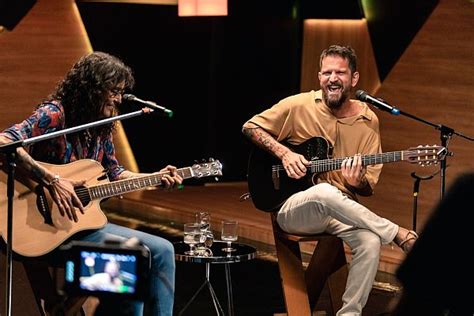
[87,167,193,200]
[309,151,405,173]
[272,151,407,174]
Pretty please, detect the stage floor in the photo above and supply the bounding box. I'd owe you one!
[102,181,403,315]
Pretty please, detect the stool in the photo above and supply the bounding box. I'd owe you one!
[271,213,348,315]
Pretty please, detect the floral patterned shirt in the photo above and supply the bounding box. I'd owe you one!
[0,101,125,180]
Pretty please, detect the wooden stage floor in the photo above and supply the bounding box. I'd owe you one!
[103,181,406,273]
[102,181,403,315]
[0,181,403,316]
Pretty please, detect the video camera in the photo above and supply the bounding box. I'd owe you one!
[58,238,150,301]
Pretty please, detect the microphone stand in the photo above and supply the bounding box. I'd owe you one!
[386,109,474,200]
[0,107,154,316]
[410,169,441,231]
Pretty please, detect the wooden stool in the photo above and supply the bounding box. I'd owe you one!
[271,213,348,315]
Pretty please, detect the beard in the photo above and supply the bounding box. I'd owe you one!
[322,84,351,110]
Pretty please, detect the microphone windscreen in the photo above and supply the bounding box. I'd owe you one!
[122,94,135,101]
[355,90,367,101]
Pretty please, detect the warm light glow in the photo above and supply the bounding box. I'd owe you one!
[304,18,367,28]
[72,2,93,52]
[79,0,177,3]
[178,0,227,16]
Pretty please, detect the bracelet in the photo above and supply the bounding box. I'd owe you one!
[46,174,60,186]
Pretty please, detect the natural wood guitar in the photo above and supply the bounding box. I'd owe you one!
[247,137,446,212]
[0,159,223,257]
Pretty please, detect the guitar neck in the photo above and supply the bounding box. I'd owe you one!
[88,167,193,200]
[309,150,407,173]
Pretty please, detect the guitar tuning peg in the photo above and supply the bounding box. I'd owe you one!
[209,157,215,162]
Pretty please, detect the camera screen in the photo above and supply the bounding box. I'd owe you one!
[66,250,138,295]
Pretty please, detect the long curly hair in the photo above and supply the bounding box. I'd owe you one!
[49,52,135,137]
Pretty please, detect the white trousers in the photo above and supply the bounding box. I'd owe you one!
[277,183,399,316]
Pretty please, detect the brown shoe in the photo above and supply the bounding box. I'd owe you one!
[398,230,418,253]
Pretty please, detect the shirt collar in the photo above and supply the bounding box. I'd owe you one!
[314,89,373,124]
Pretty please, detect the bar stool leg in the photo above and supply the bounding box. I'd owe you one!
[225,263,234,316]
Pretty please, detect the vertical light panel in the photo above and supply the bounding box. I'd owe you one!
[178,0,227,16]
[300,19,381,95]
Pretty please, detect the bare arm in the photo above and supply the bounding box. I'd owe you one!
[242,126,308,179]
[0,135,85,222]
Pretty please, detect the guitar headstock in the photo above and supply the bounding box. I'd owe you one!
[191,158,223,178]
[406,145,447,166]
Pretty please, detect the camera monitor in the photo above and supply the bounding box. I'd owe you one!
[61,241,149,300]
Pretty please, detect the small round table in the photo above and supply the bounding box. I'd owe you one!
[174,241,257,316]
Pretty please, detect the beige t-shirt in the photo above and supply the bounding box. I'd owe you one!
[243,90,383,200]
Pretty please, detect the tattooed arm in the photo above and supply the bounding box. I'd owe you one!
[0,135,54,183]
[0,134,85,222]
[242,126,309,179]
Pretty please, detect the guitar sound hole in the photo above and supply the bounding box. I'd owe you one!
[74,185,91,207]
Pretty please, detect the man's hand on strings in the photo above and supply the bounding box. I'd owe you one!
[341,153,367,188]
[159,165,183,190]
[48,177,86,222]
[281,150,309,179]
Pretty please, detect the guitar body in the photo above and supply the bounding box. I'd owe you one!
[0,158,223,257]
[0,159,108,257]
[247,137,332,212]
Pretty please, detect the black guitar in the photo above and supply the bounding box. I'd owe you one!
[247,137,446,212]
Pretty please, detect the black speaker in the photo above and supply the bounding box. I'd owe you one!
[0,0,36,31]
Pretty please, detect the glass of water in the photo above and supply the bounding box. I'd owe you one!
[221,220,238,253]
[183,223,202,255]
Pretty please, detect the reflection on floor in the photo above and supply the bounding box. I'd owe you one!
[105,205,402,316]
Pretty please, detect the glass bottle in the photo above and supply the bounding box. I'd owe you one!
[196,211,214,248]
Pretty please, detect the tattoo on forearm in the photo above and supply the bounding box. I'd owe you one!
[244,127,273,149]
[243,127,286,158]
[16,149,47,181]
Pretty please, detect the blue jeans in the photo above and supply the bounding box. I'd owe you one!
[78,223,175,316]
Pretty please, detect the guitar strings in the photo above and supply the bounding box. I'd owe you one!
[272,150,438,172]
[71,168,191,200]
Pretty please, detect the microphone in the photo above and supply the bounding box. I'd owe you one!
[123,94,173,118]
[355,90,400,115]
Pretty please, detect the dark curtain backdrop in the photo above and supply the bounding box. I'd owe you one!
[77,0,302,182]
[76,0,436,182]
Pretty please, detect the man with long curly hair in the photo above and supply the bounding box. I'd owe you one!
[0,52,181,315]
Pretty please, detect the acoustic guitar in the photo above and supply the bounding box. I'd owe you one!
[0,158,223,257]
[247,137,446,212]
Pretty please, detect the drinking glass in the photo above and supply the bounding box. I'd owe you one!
[183,223,202,255]
[221,220,238,252]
